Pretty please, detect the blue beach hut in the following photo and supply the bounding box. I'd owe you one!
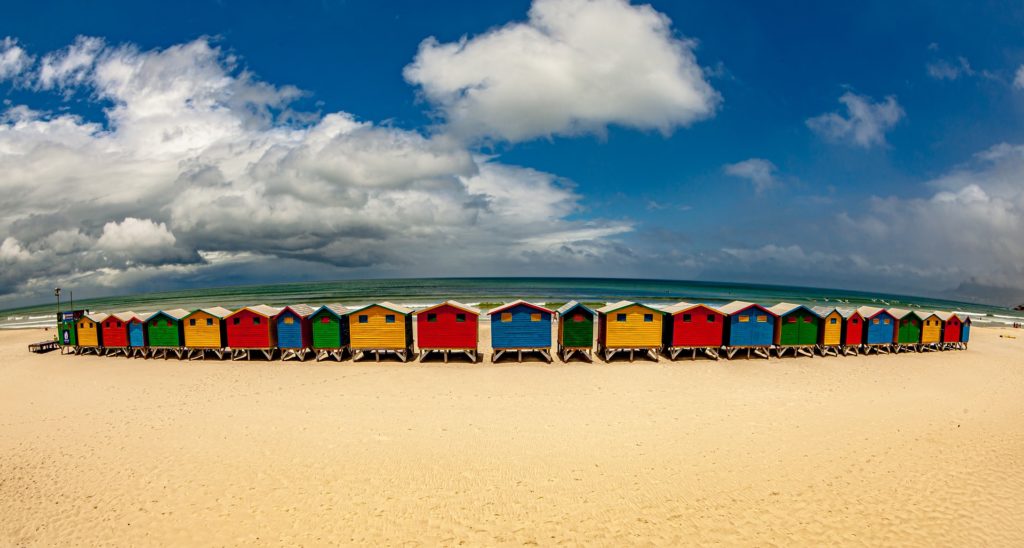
[276,304,313,361]
[857,306,896,353]
[719,301,777,359]
[113,312,147,357]
[488,300,554,363]
[961,316,971,347]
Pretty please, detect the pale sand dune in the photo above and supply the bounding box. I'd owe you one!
[1,326,1023,546]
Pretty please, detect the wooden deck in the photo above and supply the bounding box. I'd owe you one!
[28,341,59,354]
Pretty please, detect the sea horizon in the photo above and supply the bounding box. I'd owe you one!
[3,276,1022,329]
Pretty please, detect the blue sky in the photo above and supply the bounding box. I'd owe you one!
[1,0,1023,307]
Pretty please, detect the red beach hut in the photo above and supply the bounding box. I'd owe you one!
[225,305,281,360]
[414,300,480,362]
[100,311,139,356]
[662,302,726,360]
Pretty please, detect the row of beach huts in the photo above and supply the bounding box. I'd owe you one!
[56,300,971,363]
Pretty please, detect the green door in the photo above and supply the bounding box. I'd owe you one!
[561,314,593,347]
[898,318,921,343]
[59,321,77,346]
[779,315,800,345]
[312,315,341,348]
[797,313,818,345]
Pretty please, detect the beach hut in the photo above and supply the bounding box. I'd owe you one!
[935,311,963,350]
[488,300,554,363]
[890,308,924,352]
[100,312,141,357]
[961,316,972,347]
[812,306,844,356]
[309,304,350,361]
[349,302,414,362]
[857,306,895,354]
[415,300,480,363]
[919,311,943,350]
[556,301,596,362]
[58,319,77,349]
[276,304,314,361]
[145,309,188,359]
[661,302,726,360]
[125,312,148,357]
[75,313,106,355]
[769,303,822,358]
[225,305,281,360]
[596,301,665,362]
[182,307,231,360]
[837,307,865,355]
[719,301,777,359]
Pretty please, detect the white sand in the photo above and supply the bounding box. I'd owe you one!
[1,325,1023,545]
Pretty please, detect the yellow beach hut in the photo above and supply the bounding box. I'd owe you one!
[76,312,107,355]
[812,306,844,356]
[920,311,943,348]
[182,306,231,360]
[348,302,414,362]
[596,301,664,362]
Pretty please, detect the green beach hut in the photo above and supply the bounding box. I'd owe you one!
[310,303,350,361]
[890,308,923,352]
[556,301,596,361]
[58,319,77,349]
[145,308,189,359]
[768,303,822,357]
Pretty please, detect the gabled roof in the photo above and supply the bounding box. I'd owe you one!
[556,300,596,316]
[111,311,142,322]
[186,306,232,319]
[145,308,190,321]
[811,306,842,318]
[834,307,862,319]
[768,302,821,318]
[278,304,314,318]
[662,301,725,315]
[855,306,891,319]
[888,308,922,320]
[596,300,664,315]
[918,310,942,320]
[226,304,282,319]
[414,300,481,316]
[310,303,347,318]
[934,311,959,322]
[349,301,413,316]
[716,301,770,317]
[84,312,109,322]
[487,300,553,315]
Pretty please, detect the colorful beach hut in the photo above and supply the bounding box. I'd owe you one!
[226,305,281,360]
[556,301,595,362]
[182,306,231,360]
[919,311,944,350]
[857,306,895,353]
[145,308,188,359]
[596,301,665,362]
[309,304,350,361]
[890,309,924,352]
[276,304,314,361]
[719,301,777,359]
[935,311,963,350]
[349,302,414,362]
[837,307,865,355]
[414,300,480,362]
[100,312,142,357]
[961,316,972,347]
[58,318,77,349]
[488,300,554,363]
[812,306,844,356]
[75,312,106,355]
[661,302,726,360]
[769,303,821,358]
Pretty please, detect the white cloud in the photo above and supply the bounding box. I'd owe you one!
[0,36,633,304]
[0,37,32,81]
[723,158,778,193]
[806,92,904,148]
[37,36,104,90]
[1014,65,1024,90]
[927,56,973,81]
[403,0,720,142]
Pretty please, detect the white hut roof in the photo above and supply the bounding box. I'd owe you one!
[662,302,725,315]
[488,300,553,315]
[145,308,190,321]
[415,300,481,316]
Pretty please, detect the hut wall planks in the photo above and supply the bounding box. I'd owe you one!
[147,314,183,347]
[490,304,552,349]
[350,305,411,350]
[183,312,226,349]
[599,304,663,349]
[417,304,478,350]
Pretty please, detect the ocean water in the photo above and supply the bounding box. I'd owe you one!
[2,277,1022,329]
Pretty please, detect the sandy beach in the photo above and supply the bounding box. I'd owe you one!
[2,324,1023,546]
